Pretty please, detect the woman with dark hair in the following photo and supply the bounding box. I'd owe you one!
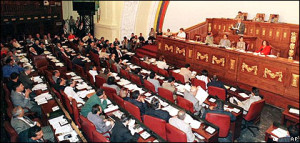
[103,76,120,95]
[256,40,272,55]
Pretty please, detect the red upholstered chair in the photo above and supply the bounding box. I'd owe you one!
[112,93,125,108]
[150,64,159,73]
[92,130,110,142]
[72,99,81,129]
[166,123,187,142]
[242,99,265,137]
[6,106,13,119]
[131,56,140,65]
[87,72,95,85]
[4,121,18,142]
[192,78,207,91]
[120,69,130,80]
[74,64,86,79]
[130,74,142,86]
[171,71,185,84]
[3,84,10,97]
[111,64,118,73]
[143,115,167,140]
[51,87,62,102]
[140,61,149,70]
[65,58,73,70]
[158,68,169,77]
[158,87,175,103]
[176,96,195,113]
[95,75,106,88]
[102,86,117,99]
[124,101,142,121]
[80,115,96,141]
[208,86,226,101]
[60,90,73,115]
[144,80,156,93]
[205,113,231,138]
[106,60,111,69]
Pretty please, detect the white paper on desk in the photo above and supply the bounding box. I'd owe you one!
[190,120,201,129]
[238,93,249,98]
[122,59,128,63]
[111,73,118,77]
[66,72,76,76]
[173,69,180,73]
[272,128,289,138]
[289,108,299,115]
[52,106,60,112]
[104,99,112,105]
[230,87,237,92]
[176,91,184,96]
[232,108,240,113]
[176,84,186,93]
[57,130,78,142]
[112,110,124,119]
[33,76,42,83]
[183,114,193,124]
[32,83,47,91]
[55,124,73,134]
[55,63,64,67]
[145,96,156,103]
[158,99,168,107]
[140,131,151,139]
[162,105,179,116]
[267,55,277,58]
[195,87,209,105]
[77,90,88,98]
[233,97,241,103]
[205,126,216,134]
[224,85,230,90]
[141,69,151,74]
[144,92,152,97]
[104,105,119,113]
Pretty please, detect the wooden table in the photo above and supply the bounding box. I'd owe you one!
[281,108,299,126]
[265,125,281,142]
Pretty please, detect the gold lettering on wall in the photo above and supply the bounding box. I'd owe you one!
[263,68,283,82]
[175,47,185,56]
[269,30,273,37]
[223,25,226,31]
[256,29,259,35]
[230,59,236,70]
[291,74,299,87]
[189,50,192,58]
[262,29,265,36]
[288,32,297,60]
[214,24,217,29]
[250,28,253,34]
[212,56,225,67]
[158,42,161,50]
[241,62,258,75]
[283,32,287,38]
[196,52,208,62]
[276,31,280,37]
[208,23,212,32]
[245,28,247,33]
[218,25,221,30]
[291,32,297,43]
[164,44,173,52]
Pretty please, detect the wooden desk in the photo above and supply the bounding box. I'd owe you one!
[157,36,299,109]
[281,109,299,126]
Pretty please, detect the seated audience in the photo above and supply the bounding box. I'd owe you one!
[234,87,262,111]
[41,35,50,45]
[64,80,85,104]
[72,54,86,67]
[184,86,202,115]
[68,32,75,41]
[113,38,120,46]
[19,66,34,89]
[103,76,121,95]
[110,114,140,142]
[11,106,55,142]
[179,64,192,83]
[6,72,21,92]
[52,70,60,83]
[196,69,210,89]
[252,14,264,22]
[162,76,177,95]
[148,28,156,44]
[255,40,272,55]
[207,75,227,95]
[119,88,131,101]
[145,97,171,122]
[114,58,123,73]
[29,47,38,56]
[133,68,145,85]
[99,68,111,81]
[126,90,148,116]
[177,28,186,39]
[147,71,161,92]
[2,58,24,78]
[169,110,195,142]
[205,32,214,45]
[108,53,116,66]
[89,65,99,82]
[236,36,246,50]
[164,29,173,37]
[268,15,279,23]
[12,38,22,48]
[87,104,113,136]
[81,89,108,117]
[202,98,236,122]
[18,125,45,142]
[54,77,66,91]
[157,29,163,36]
[219,34,231,47]
[32,40,44,55]
[156,56,169,70]
[26,35,34,44]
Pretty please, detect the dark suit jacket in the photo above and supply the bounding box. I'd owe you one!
[6,80,20,92]
[202,109,236,122]
[32,44,44,55]
[207,80,227,95]
[110,121,140,142]
[18,128,37,142]
[234,22,245,34]
[19,72,34,89]
[127,98,148,116]
[72,57,86,67]
[145,109,171,122]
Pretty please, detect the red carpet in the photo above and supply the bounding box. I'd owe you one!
[135,45,158,58]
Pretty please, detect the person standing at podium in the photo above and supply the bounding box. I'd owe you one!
[231,18,245,35]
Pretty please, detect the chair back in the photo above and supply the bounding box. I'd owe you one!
[72,99,81,128]
[65,58,73,70]
[80,115,96,141]
[140,61,149,70]
[4,121,18,142]
[3,84,10,96]
[171,71,185,84]
[124,101,142,121]
[158,87,174,103]
[244,99,265,122]
[74,64,86,79]
[130,74,142,86]
[5,93,14,109]
[111,64,118,73]
[208,86,226,101]
[131,56,140,65]
[143,115,167,140]
[120,69,130,80]
[176,96,195,113]
[7,106,13,119]
[102,86,117,99]
[112,93,125,108]
[87,72,95,85]
[92,130,110,142]
[51,87,62,101]
[192,78,207,91]
[144,80,156,93]
[60,90,73,114]
[150,64,159,73]
[165,123,187,142]
[158,68,169,77]
[205,113,231,138]
[95,75,106,88]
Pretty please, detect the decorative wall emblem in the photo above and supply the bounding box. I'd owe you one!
[269,30,273,37]
[241,62,258,75]
[263,68,283,82]
[164,44,173,52]
[291,74,299,87]
[288,32,297,60]
[158,42,161,50]
[175,47,185,56]
[230,59,236,70]
[256,29,259,35]
[212,56,225,67]
[196,52,208,62]
[262,29,265,36]
[208,23,212,32]
[189,50,193,58]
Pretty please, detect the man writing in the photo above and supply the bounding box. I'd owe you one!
[231,18,245,35]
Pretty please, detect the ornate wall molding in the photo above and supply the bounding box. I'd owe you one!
[263,68,283,82]
[212,56,225,66]
[241,62,258,75]
[291,74,299,87]
[175,47,185,56]
[120,1,139,39]
[230,59,236,70]
[164,44,173,52]
[288,32,297,60]
[196,52,208,62]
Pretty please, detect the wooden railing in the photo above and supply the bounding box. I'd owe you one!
[185,21,208,40]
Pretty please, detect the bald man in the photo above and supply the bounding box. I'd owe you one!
[183,86,202,115]
[169,110,195,142]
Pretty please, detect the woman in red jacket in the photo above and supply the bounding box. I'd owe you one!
[256,40,272,55]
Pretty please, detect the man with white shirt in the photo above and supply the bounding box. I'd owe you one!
[169,110,195,142]
[177,28,186,39]
[156,56,169,70]
[88,65,99,82]
[64,80,85,104]
[230,87,262,111]
[11,106,55,142]
[196,69,210,89]
[12,38,21,48]
[147,71,161,92]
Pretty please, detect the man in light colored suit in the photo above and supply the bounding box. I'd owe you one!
[219,34,231,47]
[169,110,195,142]
[147,71,161,92]
[162,76,177,99]
[232,18,245,35]
[11,82,42,116]
[19,66,34,89]
[184,86,202,115]
[10,106,55,142]
[179,64,192,83]
[87,104,113,136]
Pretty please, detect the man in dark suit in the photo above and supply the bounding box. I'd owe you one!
[19,66,34,89]
[32,40,44,55]
[110,115,140,142]
[126,90,148,116]
[202,98,236,122]
[231,18,245,35]
[72,54,86,67]
[207,75,227,95]
[145,97,171,122]
[6,72,21,92]
[18,125,45,142]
